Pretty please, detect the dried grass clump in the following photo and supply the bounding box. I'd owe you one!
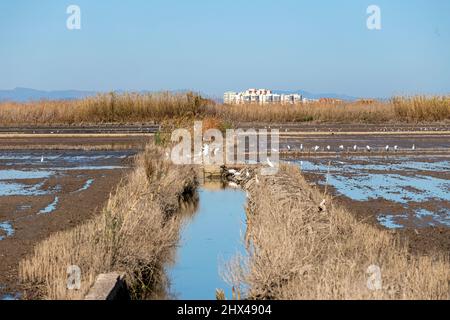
[392,96,450,122]
[213,96,449,123]
[0,92,210,125]
[1,94,448,125]
[230,164,450,299]
[19,144,198,300]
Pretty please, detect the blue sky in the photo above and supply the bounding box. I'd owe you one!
[1,0,449,98]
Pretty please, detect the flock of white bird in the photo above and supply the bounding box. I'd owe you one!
[291,143,416,153]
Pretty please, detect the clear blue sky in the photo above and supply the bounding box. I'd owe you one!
[1,0,449,98]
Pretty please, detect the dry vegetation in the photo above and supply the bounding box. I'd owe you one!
[214,96,450,124]
[0,92,209,125]
[0,93,448,126]
[228,164,450,299]
[19,144,198,300]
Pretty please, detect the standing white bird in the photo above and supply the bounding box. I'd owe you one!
[326,145,331,151]
[385,145,390,151]
[267,158,274,168]
[287,145,291,151]
[339,145,344,151]
[40,155,44,162]
[412,144,416,151]
[319,199,327,212]
[300,144,304,151]
[314,145,320,152]
[353,145,358,151]
[228,182,239,188]
[366,145,371,152]
[394,145,398,152]
[246,170,250,178]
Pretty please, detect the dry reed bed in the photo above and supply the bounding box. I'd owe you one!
[0,94,448,126]
[215,96,450,123]
[19,144,198,300]
[230,164,450,299]
[0,92,209,125]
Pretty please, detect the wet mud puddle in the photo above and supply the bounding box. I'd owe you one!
[288,156,450,229]
[0,150,135,299]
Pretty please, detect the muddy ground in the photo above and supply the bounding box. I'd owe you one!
[300,169,450,258]
[0,124,448,299]
[0,135,151,151]
[0,149,135,299]
[239,122,450,133]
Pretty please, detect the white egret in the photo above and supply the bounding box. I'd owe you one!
[228,182,239,188]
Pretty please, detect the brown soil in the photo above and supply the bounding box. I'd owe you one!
[0,135,150,150]
[0,165,131,298]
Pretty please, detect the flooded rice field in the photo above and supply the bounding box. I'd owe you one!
[0,149,135,299]
[167,183,247,300]
[287,155,450,230]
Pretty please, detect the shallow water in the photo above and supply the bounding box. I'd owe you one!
[38,196,59,214]
[0,170,54,180]
[0,151,131,167]
[291,157,450,229]
[377,215,406,229]
[73,179,94,193]
[0,181,48,196]
[0,151,131,197]
[167,187,247,300]
[0,221,14,240]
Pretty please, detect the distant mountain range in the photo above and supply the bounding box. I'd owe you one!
[0,87,360,103]
[0,87,203,102]
[0,87,97,102]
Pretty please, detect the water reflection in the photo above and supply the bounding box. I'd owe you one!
[167,182,247,300]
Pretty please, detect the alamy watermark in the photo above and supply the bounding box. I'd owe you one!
[170,121,279,175]
[67,265,81,290]
[66,5,81,30]
[366,264,382,291]
[366,5,381,30]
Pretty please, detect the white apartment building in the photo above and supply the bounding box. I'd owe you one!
[224,89,302,105]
